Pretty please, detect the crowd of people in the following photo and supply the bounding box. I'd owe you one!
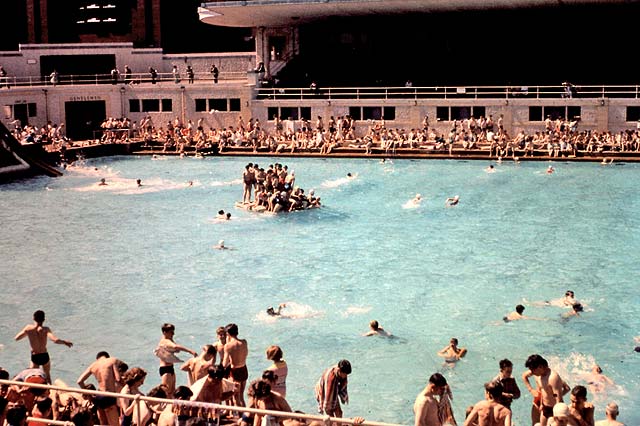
[11,110,640,163]
[238,162,321,213]
[0,312,366,426]
[1,296,633,426]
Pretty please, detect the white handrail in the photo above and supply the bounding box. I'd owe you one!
[27,417,75,426]
[0,379,405,426]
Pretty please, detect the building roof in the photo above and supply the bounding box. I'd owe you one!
[198,0,633,28]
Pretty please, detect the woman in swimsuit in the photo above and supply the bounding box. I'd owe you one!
[156,323,197,398]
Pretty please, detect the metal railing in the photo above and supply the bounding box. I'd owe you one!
[0,379,404,426]
[255,85,640,100]
[0,71,248,88]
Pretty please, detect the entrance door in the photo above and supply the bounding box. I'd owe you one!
[13,104,29,128]
[65,101,106,141]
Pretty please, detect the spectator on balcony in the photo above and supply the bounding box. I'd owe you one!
[210,64,219,84]
[186,65,194,84]
[49,70,59,86]
[148,67,157,84]
[110,66,119,85]
[123,65,132,84]
[0,65,8,88]
[172,65,180,84]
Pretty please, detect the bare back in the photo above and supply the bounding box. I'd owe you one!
[23,324,51,353]
[224,338,248,368]
[90,357,119,392]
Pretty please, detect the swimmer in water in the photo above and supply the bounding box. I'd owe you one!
[213,240,229,250]
[188,181,193,187]
[266,303,286,317]
[437,338,467,366]
[216,210,226,220]
[347,173,354,178]
[562,302,584,319]
[547,165,555,174]
[601,158,614,165]
[486,164,496,173]
[586,364,614,394]
[562,290,577,307]
[503,305,544,322]
[412,193,422,204]
[98,178,108,186]
[136,179,142,187]
[445,195,460,207]
[363,320,392,337]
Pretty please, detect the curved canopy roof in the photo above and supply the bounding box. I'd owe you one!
[199,0,633,28]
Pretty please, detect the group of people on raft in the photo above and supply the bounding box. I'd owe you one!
[240,162,321,213]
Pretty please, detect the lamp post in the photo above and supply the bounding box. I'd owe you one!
[119,86,126,117]
[42,88,49,124]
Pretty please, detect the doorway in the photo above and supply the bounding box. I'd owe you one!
[65,101,106,141]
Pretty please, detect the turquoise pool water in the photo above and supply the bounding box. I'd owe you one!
[1,156,639,426]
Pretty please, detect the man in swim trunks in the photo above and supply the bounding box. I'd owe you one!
[77,351,122,426]
[414,372,448,426]
[316,360,351,418]
[223,323,249,407]
[523,354,570,426]
[156,323,198,398]
[15,310,73,383]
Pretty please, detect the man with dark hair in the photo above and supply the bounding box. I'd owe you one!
[157,386,193,426]
[315,360,351,418]
[77,351,121,426]
[569,385,594,426]
[414,373,449,426]
[463,381,511,426]
[15,310,73,382]
[5,403,27,426]
[492,359,521,409]
[223,323,249,407]
[523,354,570,426]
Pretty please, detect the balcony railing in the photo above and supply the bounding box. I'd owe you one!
[0,71,248,88]
[255,85,640,100]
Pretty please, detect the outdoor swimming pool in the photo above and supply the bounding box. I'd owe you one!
[1,156,639,425]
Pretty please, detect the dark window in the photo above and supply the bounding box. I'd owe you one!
[436,106,449,121]
[280,107,299,120]
[363,106,382,120]
[268,107,279,120]
[141,99,160,112]
[229,98,241,112]
[567,106,581,120]
[27,103,37,117]
[473,106,485,118]
[383,107,395,120]
[161,99,172,112]
[129,99,140,113]
[209,99,228,112]
[300,107,311,120]
[451,106,471,120]
[195,98,207,112]
[545,106,565,120]
[529,106,543,121]
[349,107,361,120]
[627,106,640,122]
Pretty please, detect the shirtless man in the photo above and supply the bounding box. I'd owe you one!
[523,354,571,426]
[437,338,467,366]
[363,320,392,337]
[445,195,460,207]
[181,345,217,386]
[15,310,73,382]
[503,305,543,322]
[568,385,594,426]
[504,305,527,322]
[213,326,227,361]
[414,373,448,426]
[76,351,121,426]
[156,323,197,398]
[595,402,624,426]
[223,323,249,407]
[463,381,511,426]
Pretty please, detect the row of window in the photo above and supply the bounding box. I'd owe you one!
[128,98,242,113]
